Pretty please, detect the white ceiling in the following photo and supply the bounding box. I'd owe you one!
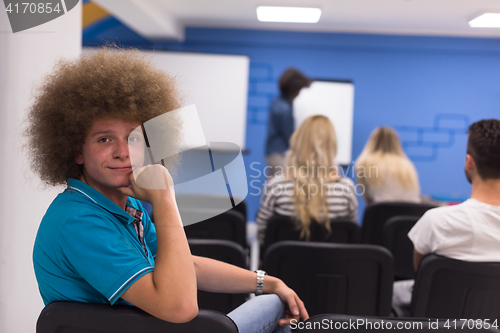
[94,0,500,40]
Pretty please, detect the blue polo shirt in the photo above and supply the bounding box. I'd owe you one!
[33,178,157,306]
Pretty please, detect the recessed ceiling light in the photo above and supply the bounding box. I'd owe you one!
[469,13,500,28]
[256,6,322,23]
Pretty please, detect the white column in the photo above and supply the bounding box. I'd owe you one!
[0,4,81,332]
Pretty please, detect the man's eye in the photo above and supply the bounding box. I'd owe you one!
[98,138,110,143]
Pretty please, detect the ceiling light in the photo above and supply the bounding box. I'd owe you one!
[256,6,321,23]
[469,13,500,28]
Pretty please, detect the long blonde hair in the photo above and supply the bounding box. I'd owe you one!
[355,127,419,193]
[285,115,338,241]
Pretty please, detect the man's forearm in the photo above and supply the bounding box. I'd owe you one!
[413,249,424,271]
[153,201,197,298]
[193,255,281,294]
[120,194,198,322]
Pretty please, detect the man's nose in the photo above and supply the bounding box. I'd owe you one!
[114,140,129,159]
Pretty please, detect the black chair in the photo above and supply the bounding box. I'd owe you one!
[382,215,420,280]
[37,301,238,333]
[263,241,393,317]
[297,314,499,332]
[189,239,249,313]
[184,210,247,249]
[262,215,360,255]
[361,202,436,245]
[233,200,247,221]
[410,254,500,320]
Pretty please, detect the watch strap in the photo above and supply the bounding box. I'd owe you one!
[255,270,266,295]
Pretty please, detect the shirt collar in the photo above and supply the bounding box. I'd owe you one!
[66,178,136,224]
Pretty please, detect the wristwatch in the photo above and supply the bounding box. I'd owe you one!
[255,270,266,295]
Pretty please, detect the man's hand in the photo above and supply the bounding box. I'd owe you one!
[117,164,175,205]
[267,278,309,326]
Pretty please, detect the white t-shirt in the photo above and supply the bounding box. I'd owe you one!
[409,198,500,262]
[365,176,421,204]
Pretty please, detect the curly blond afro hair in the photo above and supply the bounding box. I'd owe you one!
[26,47,182,186]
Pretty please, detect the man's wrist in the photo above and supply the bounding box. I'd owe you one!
[262,275,282,294]
[150,198,173,210]
[151,200,183,227]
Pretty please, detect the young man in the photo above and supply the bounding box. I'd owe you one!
[265,68,312,177]
[29,48,308,333]
[392,118,500,316]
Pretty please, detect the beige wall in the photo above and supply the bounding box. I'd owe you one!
[0,4,82,332]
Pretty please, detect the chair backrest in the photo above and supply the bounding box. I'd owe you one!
[184,209,247,248]
[263,241,393,317]
[188,239,249,313]
[233,200,247,221]
[297,314,499,333]
[37,301,238,333]
[263,215,360,254]
[382,215,420,280]
[411,254,500,320]
[362,202,436,245]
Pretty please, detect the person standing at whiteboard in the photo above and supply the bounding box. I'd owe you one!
[265,68,312,177]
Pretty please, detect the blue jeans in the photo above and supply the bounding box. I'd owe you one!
[227,294,291,333]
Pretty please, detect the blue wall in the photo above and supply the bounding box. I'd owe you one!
[83,24,500,222]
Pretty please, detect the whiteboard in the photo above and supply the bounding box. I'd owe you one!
[146,51,249,149]
[293,80,355,165]
[147,51,249,149]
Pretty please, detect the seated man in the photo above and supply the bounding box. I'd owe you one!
[29,48,308,333]
[393,118,500,316]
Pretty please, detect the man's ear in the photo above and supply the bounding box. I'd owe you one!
[465,154,475,172]
[75,150,84,165]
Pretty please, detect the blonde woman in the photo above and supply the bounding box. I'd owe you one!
[256,115,358,245]
[355,127,420,204]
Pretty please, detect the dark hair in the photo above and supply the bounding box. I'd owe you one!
[467,119,500,180]
[279,68,312,97]
[26,47,182,186]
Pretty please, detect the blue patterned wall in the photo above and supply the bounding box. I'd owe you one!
[247,63,275,125]
[396,113,470,162]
